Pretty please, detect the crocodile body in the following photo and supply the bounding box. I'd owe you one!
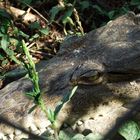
[0,13,140,139]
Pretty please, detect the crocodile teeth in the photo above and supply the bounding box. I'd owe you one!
[30,110,51,130]
[0,109,53,139]
[0,120,51,139]
[8,134,14,140]
[35,119,51,130]
[14,133,28,140]
[77,120,84,126]
[14,130,22,136]
[46,127,54,135]
[0,135,8,140]
[29,124,38,132]
[0,125,15,136]
[21,114,34,130]
[0,132,5,139]
[33,130,41,135]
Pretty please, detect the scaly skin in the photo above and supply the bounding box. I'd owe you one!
[0,13,140,139]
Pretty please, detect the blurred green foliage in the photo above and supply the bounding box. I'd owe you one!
[119,120,140,140]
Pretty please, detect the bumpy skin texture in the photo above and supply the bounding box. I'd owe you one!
[0,13,140,138]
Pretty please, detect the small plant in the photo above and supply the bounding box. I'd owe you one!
[21,40,78,139]
[49,0,84,35]
[21,40,46,112]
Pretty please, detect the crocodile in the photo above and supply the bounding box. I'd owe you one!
[0,13,140,139]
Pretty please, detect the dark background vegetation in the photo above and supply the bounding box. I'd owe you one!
[0,0,140,75]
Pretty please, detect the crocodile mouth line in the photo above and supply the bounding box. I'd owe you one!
[0,116,46,140]
[0,115,52,140]
[106,71,140,83]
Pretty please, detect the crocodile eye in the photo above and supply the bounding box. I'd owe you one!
[70,70,103,85]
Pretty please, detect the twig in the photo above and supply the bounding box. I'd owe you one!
[20,1,49,24]
[73,8,84,35]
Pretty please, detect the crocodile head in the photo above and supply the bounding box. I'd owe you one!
[0,13,140,139]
